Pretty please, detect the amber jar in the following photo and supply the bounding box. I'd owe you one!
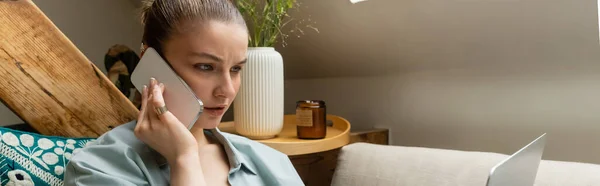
[296,100,326,139]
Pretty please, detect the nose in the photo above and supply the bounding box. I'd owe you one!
[213,72,236,99]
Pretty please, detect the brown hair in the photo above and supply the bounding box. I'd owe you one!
[140,0,246,56]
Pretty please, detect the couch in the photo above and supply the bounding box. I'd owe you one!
[331,143,600,186]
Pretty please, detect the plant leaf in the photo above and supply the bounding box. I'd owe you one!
[237,0,308,47]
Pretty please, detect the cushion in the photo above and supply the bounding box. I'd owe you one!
[331,143,600,186]
[331,143,507,186]
[0,127,96,186]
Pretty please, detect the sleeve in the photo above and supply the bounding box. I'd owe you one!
[63,139,150,186]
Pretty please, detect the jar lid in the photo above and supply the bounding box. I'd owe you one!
[296,100,326,105]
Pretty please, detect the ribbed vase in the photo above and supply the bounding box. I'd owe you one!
[233,47,284,139]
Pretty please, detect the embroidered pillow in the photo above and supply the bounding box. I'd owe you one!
[0,127,96,186]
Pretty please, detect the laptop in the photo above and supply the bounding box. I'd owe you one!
[486,133,547,186]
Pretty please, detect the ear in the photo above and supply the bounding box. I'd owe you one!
[140,43,148,57]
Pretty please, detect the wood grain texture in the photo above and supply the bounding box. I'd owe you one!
[290,128,390,186]
[219,114,351,156]
[349,128,389,145]
[290,149,340,186]
[0,0,138,137]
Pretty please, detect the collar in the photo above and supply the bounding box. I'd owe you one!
[153,128,258,175]
[209,127,258,175]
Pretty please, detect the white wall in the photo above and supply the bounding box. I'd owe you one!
[0,0,142,126]
[281,0,600,164]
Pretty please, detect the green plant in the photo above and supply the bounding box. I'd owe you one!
[236,0,318,47]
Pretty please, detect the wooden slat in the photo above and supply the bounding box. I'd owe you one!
[349,128,389,145]
[0,0,138,137]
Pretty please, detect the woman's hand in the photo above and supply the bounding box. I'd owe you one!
[134,78,199,164]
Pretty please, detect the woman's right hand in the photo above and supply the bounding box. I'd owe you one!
[134,78,199,164]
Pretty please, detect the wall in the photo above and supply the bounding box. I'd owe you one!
[285,70,600,164]
[0,0,142,126]
[278,0,599,78]
[2,0,600,166]
[32,0,143,73]
[280,0,600,164]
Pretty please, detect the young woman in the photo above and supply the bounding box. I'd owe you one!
[64,0,303,185]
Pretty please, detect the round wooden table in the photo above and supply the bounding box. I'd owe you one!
[218,114,351,156]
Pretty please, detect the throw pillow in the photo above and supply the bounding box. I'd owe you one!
[0,127,96,186]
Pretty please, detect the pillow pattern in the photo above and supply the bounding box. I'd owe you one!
[0,127,96,186]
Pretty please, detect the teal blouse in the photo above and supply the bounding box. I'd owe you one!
[64,121,304,186]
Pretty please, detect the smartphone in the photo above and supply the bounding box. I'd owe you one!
[130,47,203,130]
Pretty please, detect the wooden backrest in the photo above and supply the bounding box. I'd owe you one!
[0,0,139,137]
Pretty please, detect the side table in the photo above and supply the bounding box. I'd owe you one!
[219,115,388,186]
[218,114,351,156]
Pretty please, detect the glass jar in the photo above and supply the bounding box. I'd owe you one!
[296,100,327,139]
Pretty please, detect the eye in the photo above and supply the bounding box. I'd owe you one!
[194,64,213,71]
[231,66,242,72]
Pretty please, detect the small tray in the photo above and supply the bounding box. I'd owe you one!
[218,114,351,156]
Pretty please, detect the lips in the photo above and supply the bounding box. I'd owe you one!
[204,105,226,110]
[205,106,224,109]
[203,105,227,117]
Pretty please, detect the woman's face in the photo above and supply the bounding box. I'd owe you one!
[161,20,248,129]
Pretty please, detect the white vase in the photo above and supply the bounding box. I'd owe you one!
[233,47,284,139]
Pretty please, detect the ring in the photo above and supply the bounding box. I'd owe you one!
[154,105,168,115]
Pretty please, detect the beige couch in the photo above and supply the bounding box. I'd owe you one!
[331,143,600,186]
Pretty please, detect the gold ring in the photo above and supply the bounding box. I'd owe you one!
[154,105,168,115]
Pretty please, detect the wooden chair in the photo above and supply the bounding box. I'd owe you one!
[0,1,138,138]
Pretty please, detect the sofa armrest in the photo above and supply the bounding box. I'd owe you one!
[332,143,506,186]
[332,143,600,186]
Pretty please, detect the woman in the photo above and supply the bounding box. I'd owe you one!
[64,0,303,185]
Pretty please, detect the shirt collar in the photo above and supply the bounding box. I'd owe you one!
[153,128,258,175]
[209,127,258,175]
